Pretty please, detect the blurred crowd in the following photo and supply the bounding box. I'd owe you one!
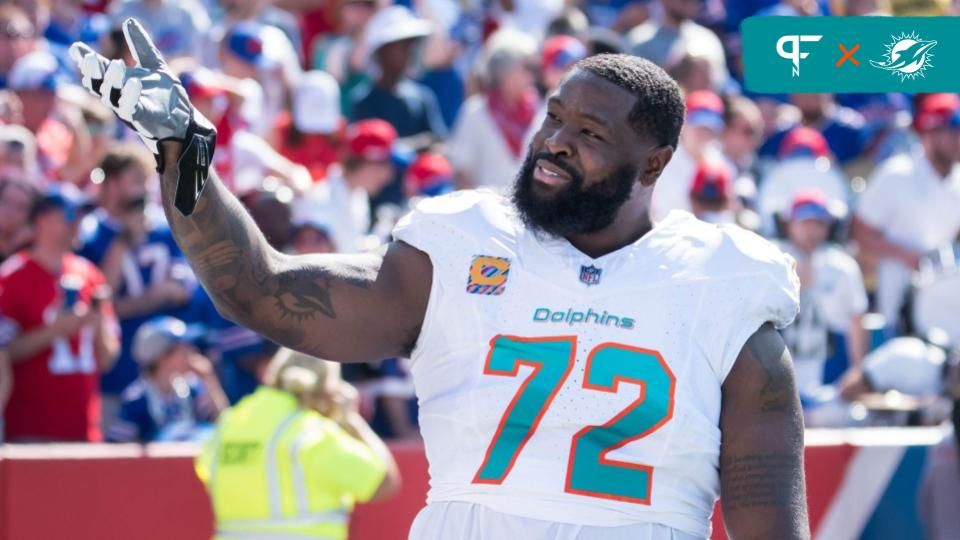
[0,0,957,458]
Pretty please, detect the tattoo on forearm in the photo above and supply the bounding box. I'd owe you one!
[721,453,802,510]
[159,170,371,352]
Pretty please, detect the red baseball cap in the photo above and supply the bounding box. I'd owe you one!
[790,189,833,222]
[405,152,454,197]
[686,91,725,132]
[179,69,227,100]
[346,119,397,161]
[689,160,731,202]
[913,93,960,132]
[779,126,829,159]
[542,36,587,72]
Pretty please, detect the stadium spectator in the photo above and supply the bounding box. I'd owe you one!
[106,316,226,442]
[582,0,649,32]
[219,21,301,138]
[79,145,193,426]
[270,70,344,182]
[178,66,310,194]
[627,0,729,89]
[404,151,454,201]
[837,336,947,401]
[195,348,399,539]
[295,119,397,254]
[243,188,293,252]
[652,89,730,220]
[349,6,446,140]
[342,356,419,440]
[0,178,35,261]
[0,6,36,89]
[0,119,38,181]
[310,0,376,112]
[185,285,278,404]
[65,94,116,187]
[853,93,960,332]
[757,126,850,235]
[778,191,868,395]
[291,215,337,255]
[722,96,764,186]
[215,0,303,64]
[108,0,211,60]
[450,28,539,190]
[8,50,92,183]
[688,159,734,224]
[1,184,119,442]
[759,93,867,165]
[665,50,715,93]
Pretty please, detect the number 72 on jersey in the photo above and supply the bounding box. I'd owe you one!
[472,335,676,505]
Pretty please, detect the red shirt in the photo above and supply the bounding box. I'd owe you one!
[0,253,116,442]
[273,111,343,182]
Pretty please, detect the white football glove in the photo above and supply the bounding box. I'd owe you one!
[69,18,216,216]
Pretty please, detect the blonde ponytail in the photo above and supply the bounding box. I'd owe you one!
[265,348,341,403]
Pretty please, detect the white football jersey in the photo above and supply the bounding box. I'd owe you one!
[393,190,800,539]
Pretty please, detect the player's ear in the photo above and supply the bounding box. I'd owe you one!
[639,145,673,187]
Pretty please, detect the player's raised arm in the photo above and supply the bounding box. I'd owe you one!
[719,323,810,540]
[68,19,432,363]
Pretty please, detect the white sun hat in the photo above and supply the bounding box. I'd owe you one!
[363,6,433,62]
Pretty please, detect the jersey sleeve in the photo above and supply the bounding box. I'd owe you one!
[305,423,387,505]
[708,226,801,381]
[392,190,505,270]
[392,190,512,358]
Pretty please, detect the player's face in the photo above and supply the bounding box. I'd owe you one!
[514,70,653,237]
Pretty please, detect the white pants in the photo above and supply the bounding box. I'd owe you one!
[409,502,704,540]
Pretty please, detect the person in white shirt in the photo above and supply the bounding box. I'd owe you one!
[626,0,729,90]
[853,93,960,331]
[449,29,539,192]
[778,191,868,396]
[294,119,397,254]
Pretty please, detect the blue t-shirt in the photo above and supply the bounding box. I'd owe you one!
[758,106,867,165]
[106,374,216,442]
[77,211,193,395]
[349,79,448,138]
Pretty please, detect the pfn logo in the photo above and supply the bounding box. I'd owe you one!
[777,35,823,77]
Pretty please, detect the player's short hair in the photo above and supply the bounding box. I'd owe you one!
[98,142,154,181]
[573,54,685,149]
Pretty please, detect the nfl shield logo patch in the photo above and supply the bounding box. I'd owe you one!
[579,265,602,286]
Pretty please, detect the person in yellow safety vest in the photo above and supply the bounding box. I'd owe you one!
[195,347,400,540]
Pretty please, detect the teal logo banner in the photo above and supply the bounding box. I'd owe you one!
[742,17,960,93]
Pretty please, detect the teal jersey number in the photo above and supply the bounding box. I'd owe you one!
[473,336,676,505]
[473,335,577,484]
[566,343,676,504]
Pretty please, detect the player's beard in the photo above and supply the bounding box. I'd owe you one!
[512,150,637,238]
